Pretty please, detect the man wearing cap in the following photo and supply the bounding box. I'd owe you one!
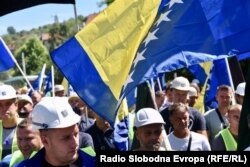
[134,108,166,151]
[160,77,207,136]
[187,86,198,107]
[235,82,246,105]
[54,84,65,97]
[17,95,33,118]
[0,84,20,160]
[16,97,96,167]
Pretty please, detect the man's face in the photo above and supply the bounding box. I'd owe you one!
[68,97,79,108]
[41,124,79,166]
[172,89,188,104]
[17,101,33,118]
[216,89,232,108]
[170,109,189,132]
[235,94,244,105]
[228,108,241,136]
[135,124,163,151]
[17,126,42,159]
[0,98,17,120]
[55,90,65,97]
[188,96,198,107]
[31,92,42,106]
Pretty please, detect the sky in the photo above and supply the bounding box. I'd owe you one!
[0,0,107,35]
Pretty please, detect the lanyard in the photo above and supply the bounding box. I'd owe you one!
[186,134,192,151]
[215,108,227,129]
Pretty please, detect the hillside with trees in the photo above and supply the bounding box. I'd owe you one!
[1,15,86,84]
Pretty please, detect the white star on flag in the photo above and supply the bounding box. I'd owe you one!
[169,0,183,8]
[123,70,135,90]
[132,49,146,68]
[155,10,172,26]
[144,28,159,46]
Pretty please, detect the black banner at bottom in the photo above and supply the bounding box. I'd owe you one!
[96,151,250,166]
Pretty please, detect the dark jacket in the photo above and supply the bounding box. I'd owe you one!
[14,148,96,167]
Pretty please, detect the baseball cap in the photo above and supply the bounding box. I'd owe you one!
[0,84,17,100]
[32,97,81,130]
[134,108,165,128]
[54,85,64,92]
[17,94,33,105]
[68,92,80,100]
[235,82,246,96]
[171,76,190,91]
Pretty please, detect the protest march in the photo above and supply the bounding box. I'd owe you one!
[1,0,250,166]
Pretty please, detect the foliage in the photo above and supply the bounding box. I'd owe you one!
[7,26,16,34]
[98,0,115,7]
[2,15,86,84]
[14,36,51,75]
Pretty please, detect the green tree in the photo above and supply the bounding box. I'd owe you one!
[13,36,51,76]
[7,26,16,35]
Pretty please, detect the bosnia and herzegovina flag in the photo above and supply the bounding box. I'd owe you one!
[51,0,163,126]
[52,0,250,128]
[0,37,15,72]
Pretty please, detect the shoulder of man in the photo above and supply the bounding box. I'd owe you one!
[204,108,216,116]
[78,148,96,167]
[0,154,12,167]
[188,107,205,119]
[160,106,169,118]
[211,133,225,151]
[14,148,45,167]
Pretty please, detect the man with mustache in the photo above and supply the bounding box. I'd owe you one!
[134,108,166,151]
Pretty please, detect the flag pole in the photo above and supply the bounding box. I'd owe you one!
[38,64,46,92]
[51,65,55,97]
[146,80,172,151]
[225,57,236,105]
[1,38,34,91]
[73,3,79,32]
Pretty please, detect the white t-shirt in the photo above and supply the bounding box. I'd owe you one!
[168,131,211,151]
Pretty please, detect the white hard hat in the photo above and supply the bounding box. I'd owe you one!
[17,94,33,105]
[0,84,17,100]
[171,77,190,91]
[134,108,165,128]
[189,86,198,97]
[235,82,246,96]
[32,97,80,130]
[54,84,64,92]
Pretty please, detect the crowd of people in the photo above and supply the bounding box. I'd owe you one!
[0,75,248,166]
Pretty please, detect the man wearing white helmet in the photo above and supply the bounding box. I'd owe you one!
[0,84,20,160]
[235,82,246,105]
[160,77,207,136]
[16,97,96,167]
[134,108,166,151]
